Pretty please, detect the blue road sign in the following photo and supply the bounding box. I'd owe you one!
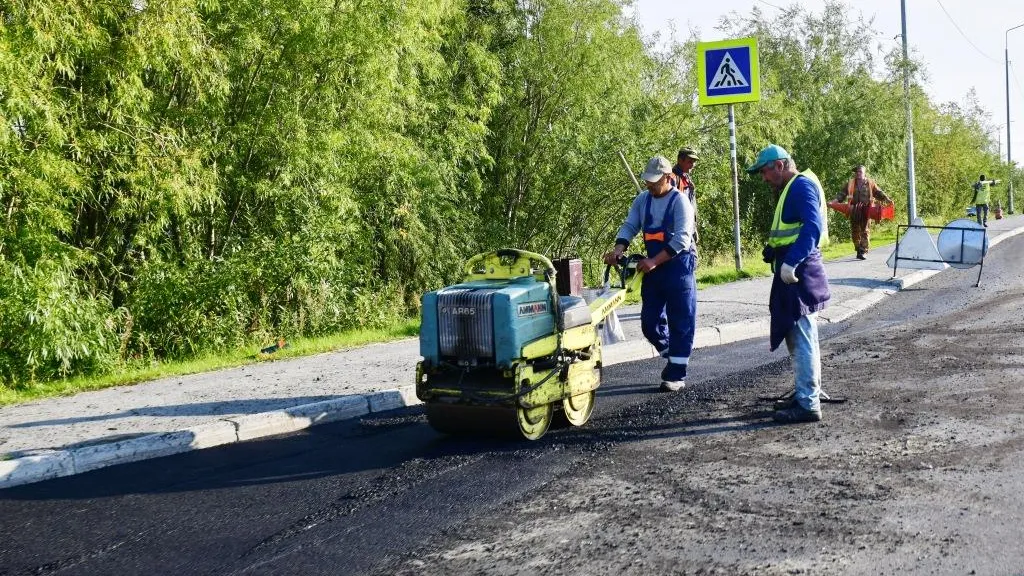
[697,38,760,106]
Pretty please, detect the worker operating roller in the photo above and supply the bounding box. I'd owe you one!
[603,156,697,392]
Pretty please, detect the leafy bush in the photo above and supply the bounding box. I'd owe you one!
[0,257,123,386]
[0,0,1014,389]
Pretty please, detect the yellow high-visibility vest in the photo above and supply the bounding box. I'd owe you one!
[768,170,830,249]
[974,181,992,205]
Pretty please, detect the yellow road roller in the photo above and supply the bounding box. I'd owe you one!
[416,249,641,440]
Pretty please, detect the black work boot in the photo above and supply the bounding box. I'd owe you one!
[772,405,822,424]
[659,362,686,392]
[773,396,799,411]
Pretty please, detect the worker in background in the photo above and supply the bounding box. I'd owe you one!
[835,164,892,260]
[604,156,697,392]
[670,147,699,207]
[670,147,700,246]
[972,174,1001,227]
[747,145,831,423]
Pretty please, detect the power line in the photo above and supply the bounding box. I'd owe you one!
[753,0,785,11]
[934,0,1001,65]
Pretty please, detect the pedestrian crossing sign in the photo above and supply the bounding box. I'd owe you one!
[697,37,760,106]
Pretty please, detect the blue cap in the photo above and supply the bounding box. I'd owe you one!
[745,144,791,174]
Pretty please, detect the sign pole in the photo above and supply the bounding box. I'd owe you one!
[728,104,742,271]
[697,37,759,273]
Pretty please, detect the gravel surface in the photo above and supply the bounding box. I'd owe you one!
[3,231,1021,576]
[375,237,1024,576]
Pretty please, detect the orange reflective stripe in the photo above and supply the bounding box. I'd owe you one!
[643,231,665,242]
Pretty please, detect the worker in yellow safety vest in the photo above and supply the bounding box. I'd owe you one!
[971,174,1001,227]
[747,144,832,424]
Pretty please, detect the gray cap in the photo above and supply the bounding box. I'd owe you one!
[640,156,673,182]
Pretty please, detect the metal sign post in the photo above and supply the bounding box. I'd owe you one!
[697,37,760,271]
[727,105,742,270]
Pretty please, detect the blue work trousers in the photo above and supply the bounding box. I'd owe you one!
[975,204,989,226]
[640,253,697,366]
[784,313,822,412]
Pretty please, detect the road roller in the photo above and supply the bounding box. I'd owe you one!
[416,249,642,440]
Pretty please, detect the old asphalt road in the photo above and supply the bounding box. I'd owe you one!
[1,235,1022,575]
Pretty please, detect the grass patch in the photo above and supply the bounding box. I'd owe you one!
[621,254,772,303]
[656,221,913,295]
[822,225,899,260]
[696,258,771,289]
[0,319,421,407]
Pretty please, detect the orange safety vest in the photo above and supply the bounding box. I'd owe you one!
[845,178,880,203]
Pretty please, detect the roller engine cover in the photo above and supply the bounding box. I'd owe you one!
[420,276,556,369]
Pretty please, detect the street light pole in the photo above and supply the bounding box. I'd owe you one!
[1006,23,1024,214]
[901,0,917,223]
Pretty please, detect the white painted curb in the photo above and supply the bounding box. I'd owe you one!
[0,395,375,489]
[0,451,74,487]
[286,395,370,424]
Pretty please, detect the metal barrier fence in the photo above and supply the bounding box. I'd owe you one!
[892,222,988,287]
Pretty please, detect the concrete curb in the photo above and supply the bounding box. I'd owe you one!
[4,224,1022,489]
[1,396,375,489]
[989,224,1024,248]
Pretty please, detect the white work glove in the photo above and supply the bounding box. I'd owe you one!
[780,263,799,284]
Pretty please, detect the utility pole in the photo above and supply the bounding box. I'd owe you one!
[901,0,917,224]
[1006,24,1024,214]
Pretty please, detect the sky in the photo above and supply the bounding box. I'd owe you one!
[634,0,1024,159]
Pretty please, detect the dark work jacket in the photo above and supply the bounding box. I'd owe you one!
[769,245,830,351]
[671,166,695,207]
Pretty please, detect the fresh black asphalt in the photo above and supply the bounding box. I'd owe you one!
[1,235,1017,576]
